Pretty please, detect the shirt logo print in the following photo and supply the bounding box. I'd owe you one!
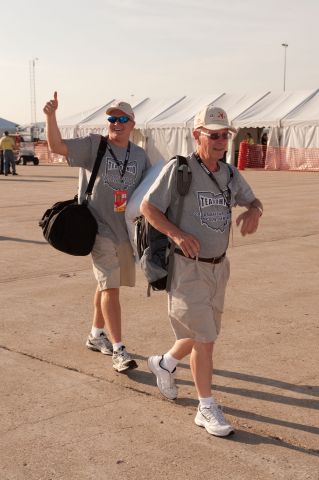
[103,157,137,190]
[197,191,231,232]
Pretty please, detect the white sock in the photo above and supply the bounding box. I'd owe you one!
[113,342,124,352]
[199,397,212,409]
[161,352,178,373]
[91,326,105,338]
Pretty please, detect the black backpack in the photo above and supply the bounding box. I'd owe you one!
[135,156,192,295]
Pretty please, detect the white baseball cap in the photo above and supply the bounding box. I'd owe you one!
[194,105,236,133]
[106,100,135,121]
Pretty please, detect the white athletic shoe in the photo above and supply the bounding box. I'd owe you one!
[147,355,178,400]
[195,400,234,437]
[112,346,138,373]
[86,332,113,355]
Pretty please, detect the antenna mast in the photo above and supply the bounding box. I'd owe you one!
[29,58,38,125]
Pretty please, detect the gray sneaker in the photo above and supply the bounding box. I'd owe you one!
[195,400,234,437]
[147,355,178,400]
[86,332,113,355]
[112,346,138,372]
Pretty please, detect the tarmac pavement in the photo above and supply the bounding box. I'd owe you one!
[0,166,318,479]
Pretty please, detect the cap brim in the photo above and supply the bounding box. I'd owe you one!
[204,123,237,133]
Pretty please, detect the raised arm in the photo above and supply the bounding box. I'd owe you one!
[140,199,200,258]
[43,91,68,157]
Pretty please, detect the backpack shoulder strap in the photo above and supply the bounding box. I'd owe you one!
[226,163,234,180]
[175,155,192,196]
[166,155,192,292]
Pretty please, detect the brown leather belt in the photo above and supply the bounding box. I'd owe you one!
[174,249,225,264]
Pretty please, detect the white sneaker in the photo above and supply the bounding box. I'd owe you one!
[195,400,234,437]
[112,346,138,373]
[86,332,113,355]
[147,355,178,400]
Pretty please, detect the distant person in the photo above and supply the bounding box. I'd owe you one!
[245,132,254,145]
[0,150,4,174]
[261,132,268,165]
[261,132,268,145]
[141,105,263,437]
[43,92,150,373]
[0,131,17,176]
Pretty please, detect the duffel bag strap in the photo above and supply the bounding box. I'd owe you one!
[84,136,108,203]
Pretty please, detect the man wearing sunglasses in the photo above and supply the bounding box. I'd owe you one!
[43,93,150,373]
[141,105,263,437]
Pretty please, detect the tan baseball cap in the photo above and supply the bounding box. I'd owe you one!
[194,105,236,133]
[106,100,135,121]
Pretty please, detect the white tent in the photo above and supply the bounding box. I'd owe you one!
[280,90,319,148]
[131,95,185,148]
[58,101,115,138]
[56,91,319,166]
[143,94,225,162]
[232,90,319,129]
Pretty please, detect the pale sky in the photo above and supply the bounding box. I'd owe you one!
[1,0,318,124]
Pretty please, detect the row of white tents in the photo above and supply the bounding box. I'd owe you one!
[58,89,319,165]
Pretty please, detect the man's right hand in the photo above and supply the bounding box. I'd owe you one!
[171,230,200,259]
[43,91,58,116]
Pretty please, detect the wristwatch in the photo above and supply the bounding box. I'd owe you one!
[252,205,263,216]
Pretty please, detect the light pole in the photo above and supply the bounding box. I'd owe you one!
[29,57,39,137]
[281,43,288,92]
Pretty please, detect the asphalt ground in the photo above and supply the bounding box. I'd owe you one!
[0,165,318,480]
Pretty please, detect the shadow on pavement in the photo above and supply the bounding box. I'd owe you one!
[0,236,47,245]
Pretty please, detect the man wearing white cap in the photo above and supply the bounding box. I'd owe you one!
[43,93,150,373]
[141,105,263,436]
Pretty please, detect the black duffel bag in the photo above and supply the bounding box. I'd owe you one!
[39,196,97,256]
[39,136,107,256]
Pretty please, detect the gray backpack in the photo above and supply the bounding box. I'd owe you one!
[135,156,192,295]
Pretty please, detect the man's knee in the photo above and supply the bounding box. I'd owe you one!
[100,288,119,300]
[193,341,214,354]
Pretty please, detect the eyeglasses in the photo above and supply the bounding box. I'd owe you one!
[107,115,130,124]
[201,131,232,140]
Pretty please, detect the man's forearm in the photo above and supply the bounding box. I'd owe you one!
[46,114,68,156]
[140,200,181,241]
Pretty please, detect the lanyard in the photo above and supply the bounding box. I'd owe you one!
[106,138,131,181]
[194,153,231,208]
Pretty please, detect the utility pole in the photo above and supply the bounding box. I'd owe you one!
[29,58,38,138]
[281,43,288,92]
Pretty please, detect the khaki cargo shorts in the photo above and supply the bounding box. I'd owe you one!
[168,254,230,343]
[91,235,135,290]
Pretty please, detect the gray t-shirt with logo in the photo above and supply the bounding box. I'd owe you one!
[65,134,150,243]
[143,153,256,258]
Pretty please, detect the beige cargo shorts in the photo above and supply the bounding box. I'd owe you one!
[168,254,230,343]
[91,235,135,290]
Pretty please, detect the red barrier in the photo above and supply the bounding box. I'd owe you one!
[238,141,248,170]
[238,143,319,172]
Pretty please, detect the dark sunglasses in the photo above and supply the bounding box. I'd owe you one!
[201,131,231,140]
[107,115,130,124]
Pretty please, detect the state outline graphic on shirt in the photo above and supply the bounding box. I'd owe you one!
[102,157,138,190]
[197,191,231,232]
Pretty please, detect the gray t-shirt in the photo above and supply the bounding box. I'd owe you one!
[143,153,256,258]
[65,134,150,243]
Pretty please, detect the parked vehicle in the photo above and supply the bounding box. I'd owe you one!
[16,142,39,165]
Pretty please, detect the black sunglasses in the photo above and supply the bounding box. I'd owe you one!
[201,131,231,140]
[107,115,130,124]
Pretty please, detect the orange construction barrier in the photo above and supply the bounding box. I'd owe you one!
[238,142,319,172]
[238,141,248,170]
